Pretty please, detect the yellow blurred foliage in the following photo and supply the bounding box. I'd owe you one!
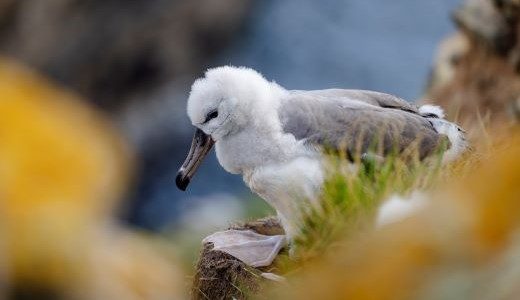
[0,59,183,299]
[272,132,520,300]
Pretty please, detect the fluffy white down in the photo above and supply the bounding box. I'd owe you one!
[429,118,468,163]
[419,104,445,119]
[245,156,324,239]
[419,104,468,163]
[376,192,428,227]
[187,66,322,239]
[187,66,286,138]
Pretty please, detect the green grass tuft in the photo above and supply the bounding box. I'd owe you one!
[291,148,458,263]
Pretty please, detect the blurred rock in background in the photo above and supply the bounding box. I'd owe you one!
[425,0,520,131]
[0,0,252,112]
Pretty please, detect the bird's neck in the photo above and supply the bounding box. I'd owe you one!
[215,95,299,174]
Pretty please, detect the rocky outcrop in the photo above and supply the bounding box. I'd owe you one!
[424,0,520,130]
[0,0,253,112]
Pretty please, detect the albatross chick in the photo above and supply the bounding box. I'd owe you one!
[176,66,468,267]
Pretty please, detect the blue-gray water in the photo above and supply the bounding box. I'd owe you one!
[131,0,460,230]
[221,0,460,99]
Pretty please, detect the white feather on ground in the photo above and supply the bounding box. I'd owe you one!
[376,192,428,227]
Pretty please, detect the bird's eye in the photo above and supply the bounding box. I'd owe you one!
[203,110,219,123]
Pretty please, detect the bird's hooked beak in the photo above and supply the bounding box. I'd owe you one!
[176,128,215,191]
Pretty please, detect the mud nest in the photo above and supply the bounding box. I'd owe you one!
[191,217,285,300]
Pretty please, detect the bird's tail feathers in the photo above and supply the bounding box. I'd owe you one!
[418,104,468,162]
[429,119,468,163]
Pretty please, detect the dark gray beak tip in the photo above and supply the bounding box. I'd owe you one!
[176,128,214,192]
[176,171,190,191]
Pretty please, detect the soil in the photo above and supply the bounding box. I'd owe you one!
[191,217,285,300]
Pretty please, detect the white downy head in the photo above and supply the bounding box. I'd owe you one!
[187,66,286,141]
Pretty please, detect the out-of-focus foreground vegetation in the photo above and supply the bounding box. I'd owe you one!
[0,59,184,299]
[267,131,520,300]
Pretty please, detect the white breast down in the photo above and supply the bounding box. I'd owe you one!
[244,156,324,239]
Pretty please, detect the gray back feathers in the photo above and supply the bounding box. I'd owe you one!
[279,89,446,160]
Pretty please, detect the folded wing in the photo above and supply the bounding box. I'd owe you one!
[279,89,447,160]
